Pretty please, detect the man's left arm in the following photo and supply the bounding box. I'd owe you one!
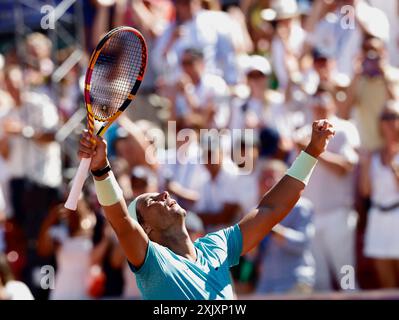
[238,120,335,255]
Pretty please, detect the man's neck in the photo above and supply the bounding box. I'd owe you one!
[155,228,197,262]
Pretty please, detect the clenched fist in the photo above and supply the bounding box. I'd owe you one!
[304,120,335,158]
[78,130,108,171]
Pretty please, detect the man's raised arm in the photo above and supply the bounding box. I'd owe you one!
[78,131,148,268]
[239,120,335,255]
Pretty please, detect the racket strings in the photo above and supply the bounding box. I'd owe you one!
[90,31,144,121]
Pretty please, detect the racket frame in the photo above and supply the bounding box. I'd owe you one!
[64,26,147,211]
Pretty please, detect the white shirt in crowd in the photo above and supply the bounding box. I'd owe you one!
[368,0,399,66]
[370,152,399,207]
[158,141,204,192]
[152,10,237,84]
[235,170,259,217]
[300,116,360,214]
[5,91,62,188]
[4,281,34,300]
[49,226,92,300]
[193,163,240,215]
[364,152,399,258]
[229,91,301,139]
[309,9,362,79]
[271,21,306,89]
[175,73,230,128]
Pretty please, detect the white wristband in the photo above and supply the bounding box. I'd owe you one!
[286,151,318,185]
[93,172,124,206]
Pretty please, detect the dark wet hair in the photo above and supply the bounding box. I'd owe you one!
[135,205,144,226]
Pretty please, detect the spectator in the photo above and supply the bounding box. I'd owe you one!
[306,0,363,79]
[171,48,230,129]
[152,0,238,84]
[295,89,360,291]
[130,166,158,200]
[89,217,125,299]
[367,0,399,67]
[265,0,306,90]
[37,201,96,300]
[343,36,399,151]
[0,253,34,300]
[360,101,399,288]
[256,160,315,294]
[231,132,260,216]
[2,64,61,298]
[230,55,293,135]
[194,138,241,231]
[2,64,61,224]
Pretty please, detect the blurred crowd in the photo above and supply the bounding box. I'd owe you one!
[1,0,399,300]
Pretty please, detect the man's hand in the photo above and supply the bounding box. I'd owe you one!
[304,119,335,158]
[78,130,108,171]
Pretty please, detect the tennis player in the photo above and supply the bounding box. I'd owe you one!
[78,119,335,300]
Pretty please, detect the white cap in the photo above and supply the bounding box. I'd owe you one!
[356,1,390,42]
[261,0,300,21]
[245,55,271,76]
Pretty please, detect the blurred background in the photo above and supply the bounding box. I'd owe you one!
[0,0,399,300]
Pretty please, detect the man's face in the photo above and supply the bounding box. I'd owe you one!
[247,70,267,92]
[181,53,203,80]
[136,191,186,234]
[314,57,333,80]
[174,0,194,22]
[311,95,334,120]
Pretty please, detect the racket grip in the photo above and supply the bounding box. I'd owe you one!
[64,157,92,211]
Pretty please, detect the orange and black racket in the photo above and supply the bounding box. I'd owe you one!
[65,26,147,210]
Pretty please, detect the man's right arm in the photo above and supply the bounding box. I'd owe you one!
[94,173,149,268]
[78,131,148,269]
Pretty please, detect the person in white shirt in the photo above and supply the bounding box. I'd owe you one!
[307,0,363,80]
[295,88,360,291]
[230,55,296,136]
[262,0,307,90]
[1,64,62,297]
[359,101,399,288]
[37,201,96,300]
[0,253,34,300]
[171,48,230,129]
[152,0,238,84]
[2,65,61,220]
[193,141,241,232]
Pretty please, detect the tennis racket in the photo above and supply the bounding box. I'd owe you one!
[64,26,148,210]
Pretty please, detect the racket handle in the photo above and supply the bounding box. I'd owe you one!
[64,157,92,211]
